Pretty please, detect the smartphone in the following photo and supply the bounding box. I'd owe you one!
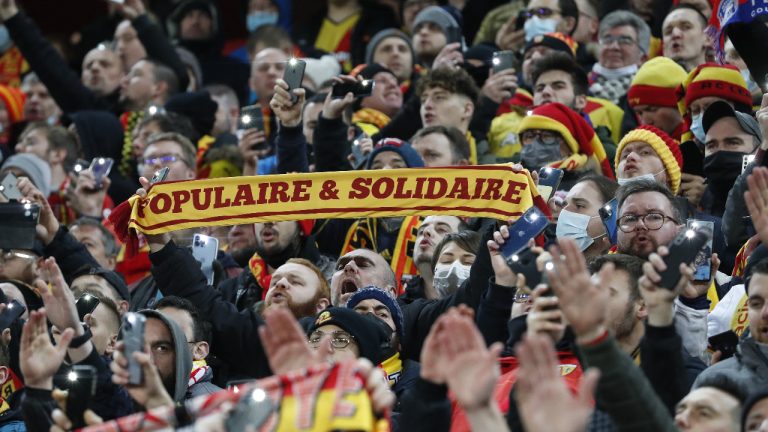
[0,202,40,250]
[121,312,146,385]
[225,387,275,431]
[66,365,97,429]
[76,293,100,322]
[744,154,756,173]
[72,159,90,175]
[500,206,550,258]
[492,50,516,74]
[238,105,265,131]
[191,234,218,286]
[708,330,739,360]
[506,247,543,288]
[331,80,375,99]
[445,26,465,51]
[0,300,26,332]
[536,167,563,202]
[680,140,704,177]
[283,58,306,105]
[149,167,170,185]
[599,198,619,245]
[687,220,714,281]
[515,10,527,31]
[0,172,21,201]
[658,226,712,289]
[89,157,114,190]
[351,132,368,168]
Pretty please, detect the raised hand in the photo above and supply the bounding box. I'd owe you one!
[114,0,146,19]
[432,42,464,70]
[322,76,357,120]
[515,333,600,432]
[20,309,74,389]
[482,69,518,104]
[258,307,331,375]
[679,173,706,208]
[487,224,518,287]
[36,257,81,334]
[17,176,59,245]
[547,238,612,343]
[270,78,306,128]
[110,341,174,409]
[525,286,565,343]
[432,308,503,410]
[495,15,525,52]
[66,169,109,218]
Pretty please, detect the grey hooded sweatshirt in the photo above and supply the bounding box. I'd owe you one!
[138,310,193,403]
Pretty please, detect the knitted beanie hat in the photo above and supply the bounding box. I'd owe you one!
[627,57,688,108]
[615,125,683,194]
[0,85,25,123]
[366,138,425,169]
[346,287,404,339]
[412,6,460,37]
[365,29,414,66]
[523,32,578,58]
[1,153,51,197]
[517,102,614,178]
[677,63,751,115]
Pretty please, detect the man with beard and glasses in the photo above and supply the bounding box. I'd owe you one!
[146,223,332,382]
[218,221,335,312]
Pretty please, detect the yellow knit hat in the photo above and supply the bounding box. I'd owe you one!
[627,57,687,108]
[615,125,683,194]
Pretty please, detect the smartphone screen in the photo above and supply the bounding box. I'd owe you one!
[0,300,25,332]
[599,198,619,245]
[149,167,170,185]
[500,206,550,258]
[0,202,40,250]
[536,167,563,202]
[121,312,146,385]
[687,220,714,281]
[192,234,218,286]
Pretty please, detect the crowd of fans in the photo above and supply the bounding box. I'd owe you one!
[0,0,767,430]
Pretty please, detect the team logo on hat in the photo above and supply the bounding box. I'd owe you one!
[316,310,332,325]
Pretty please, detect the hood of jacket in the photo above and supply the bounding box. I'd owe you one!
[138,309,193,402]
[69,111,124,162]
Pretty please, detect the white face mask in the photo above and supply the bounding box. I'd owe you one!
[523,16,558,42]
[616,169,665,186]
[555,208,603,251]
[433,260,471,298]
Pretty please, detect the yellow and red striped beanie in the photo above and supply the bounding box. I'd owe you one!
[0,85,25,123]
[627,57,687,108]
[518,102,614,179]
[677,63,751,116]
[616,125,683,194]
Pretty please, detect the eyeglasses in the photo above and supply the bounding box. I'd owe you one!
[0,250,36,262]
[618,212,679,233]
[520,129,561,145]
[142,154,181,167]
[308,330,356,349]
[599,35,638,48]
[525,7,561,18]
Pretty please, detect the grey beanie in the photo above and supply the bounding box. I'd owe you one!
[365,28,415,65]
[412,6,459,36]
[1,153,51,197]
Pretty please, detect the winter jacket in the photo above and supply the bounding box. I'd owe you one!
[580,334,677,432]
[693,337,768,394]
[186,366,222,399]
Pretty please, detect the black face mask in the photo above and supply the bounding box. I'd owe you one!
[462,63,491,89]
[703,150,746,206]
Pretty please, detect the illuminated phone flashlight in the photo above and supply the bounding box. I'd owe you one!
[68,371,78,382]
[544,261,554,272]
[526,110,533,116]
[529,212,539,221]
[685,229,695,239]
[510,254,520,263]
[241,114,252,125]
[74,163,84,173]
[492,57,501,66]
[252,388,267,402]
[97,157,106,165]
[288,58,297,66]
[746,155,756,164]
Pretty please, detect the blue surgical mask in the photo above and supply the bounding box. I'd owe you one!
[690,113,706,143]
[247,11,279,33]
[556,208,602,251]
[0,25,11,53]
[524,16,557,42]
